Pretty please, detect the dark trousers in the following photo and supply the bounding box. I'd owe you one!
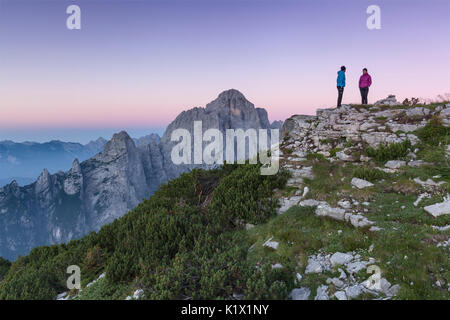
[360,87,369,104]
[337,86,344,107]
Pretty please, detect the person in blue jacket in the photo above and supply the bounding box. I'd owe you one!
[337,66,346,107]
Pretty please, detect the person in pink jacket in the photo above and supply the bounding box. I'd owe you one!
[359,68,372,105]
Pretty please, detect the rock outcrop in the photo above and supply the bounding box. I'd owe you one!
[278,98,450,229]
[290,250,400,300]
[159,89,280,179]
[281,101,449,181]
[281,103,437,155]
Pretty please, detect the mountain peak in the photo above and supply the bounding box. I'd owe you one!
[39,168,50,178]
[100,131,136,158]
[205,89,255,116]
[9,180,19,188]
[36,168,51,192]
[71,158,81,173]
[111,131,132,143]
[217,89,247,100]
[85,137,107,147]
[134,133,161,147]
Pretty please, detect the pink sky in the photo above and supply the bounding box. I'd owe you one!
[0,0,449,140]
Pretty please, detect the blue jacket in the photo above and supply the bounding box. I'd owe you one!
[337,70,346,87]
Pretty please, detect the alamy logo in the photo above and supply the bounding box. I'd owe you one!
[366,265,382,290]
[66,5,81,30]
[170,121,279,175]
[66,265,81,290]
[366,5,381,30]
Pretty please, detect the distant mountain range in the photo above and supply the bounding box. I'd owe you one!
[0,138,107,186]
[0,135,162,187]
[0,89,282,260]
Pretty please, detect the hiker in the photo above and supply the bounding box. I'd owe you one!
[337,66,346,107]
[359,68,372,105]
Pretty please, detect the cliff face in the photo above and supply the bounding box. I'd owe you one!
[159,89,279,178]
[0,132,146,259]
[0,89,280,260]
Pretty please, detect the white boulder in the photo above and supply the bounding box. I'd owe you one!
[385,160,406,169]
[314,285,329,300]
[351,177,374,189]
[263,237,280,250]
[330,252,354,266]
[424,200,450,217]
[289,287,311,300]
[334,291,347,300]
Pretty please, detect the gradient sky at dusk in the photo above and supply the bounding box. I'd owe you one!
[1,0,449,143]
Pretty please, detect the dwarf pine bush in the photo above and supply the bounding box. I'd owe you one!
[0,258,10,282]
[416,116,449,146]
[366,139,412,163]
[353,167,386,182]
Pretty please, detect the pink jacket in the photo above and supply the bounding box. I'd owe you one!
[359,73,372,88]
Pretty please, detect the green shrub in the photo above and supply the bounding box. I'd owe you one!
[306,153,326,161]
[366,140,412,163]
[344,140,354,148]
[353,167,386,182]
[209,164,289,227]
[421,146,447,164]
[0,258,10,282]
[329,148,342,157]
[416,116,449,146]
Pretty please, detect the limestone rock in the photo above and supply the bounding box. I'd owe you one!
[414,178,446,188]
[299,199,328,207]
[374,95,399,106]
[334,291,347,300]
[336,150,355,162]
[345,285,363,299]
[263,237,279,250]
[351,177,374,189]
[305,253,331,274]
[316,204,346,221]
[286,167,314,186]
[330,252,354,266]
[405,107,430,117]
[385,160,406,169]
[314,285,329,300]
[289,287,311,300]
[424,200,450,217]
[271,263,283,269]
[278,196,302,214]
[408,160,429,167]
[337,200,352,209]
[305,260,323,274]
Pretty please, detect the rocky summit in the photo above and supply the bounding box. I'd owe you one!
[0,89,280,260]
[282,100,447,159]
[278,97,450,225]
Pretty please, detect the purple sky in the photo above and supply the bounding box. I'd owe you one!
[0,0,449,143]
